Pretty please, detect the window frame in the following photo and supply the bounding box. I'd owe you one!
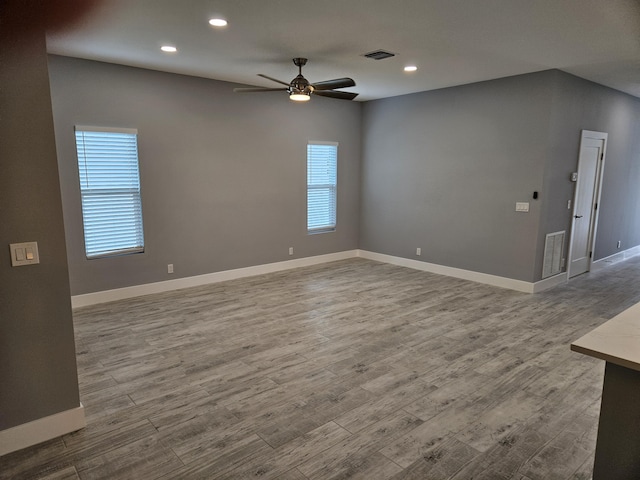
[74,125,145,259]
[307,141,338,234]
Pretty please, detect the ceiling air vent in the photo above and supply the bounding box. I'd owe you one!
[363,50,396,60]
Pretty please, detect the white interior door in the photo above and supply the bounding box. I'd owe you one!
[568,131,607,278]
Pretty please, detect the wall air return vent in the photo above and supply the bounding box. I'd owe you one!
[542,231,565,278]
[363,50,396,60]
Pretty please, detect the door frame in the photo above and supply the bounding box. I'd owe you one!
[567,130,607,279]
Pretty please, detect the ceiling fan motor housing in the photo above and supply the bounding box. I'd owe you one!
[291,58,312,94]
[291,74,312,94]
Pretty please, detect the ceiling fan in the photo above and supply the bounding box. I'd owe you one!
[234,58,358,102]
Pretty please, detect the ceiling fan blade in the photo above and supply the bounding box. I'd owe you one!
[233,87,288,93]
[311,77,356,91]
[257,74,291,86]
[313,90,359,100]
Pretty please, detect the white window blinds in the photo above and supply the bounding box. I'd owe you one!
[75,127,145,259]
[307,142,337,233]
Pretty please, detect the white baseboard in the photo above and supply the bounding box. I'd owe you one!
[0,404,85,457]
[72,250,359,308]
[532,272,568,293]
[591,245,640,273]
[357,250,540,293]
[72,248,578,308]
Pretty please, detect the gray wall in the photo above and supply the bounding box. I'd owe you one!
[360,72,555,283]
[48,56,362,296]
[539,71,640,274]
[47,58,640,294]
[361,69,640,284]
[0,37,80,430]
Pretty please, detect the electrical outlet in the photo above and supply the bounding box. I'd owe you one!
[416,247,421,256]
[167,264,174,274]
[617,241,621,249]
[289,247,294,256]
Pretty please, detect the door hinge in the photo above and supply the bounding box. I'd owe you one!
[590,251,593,258]
[600,153,604,160]
[594,202,598,211]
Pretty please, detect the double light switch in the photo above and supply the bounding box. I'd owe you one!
[9,242,39,266]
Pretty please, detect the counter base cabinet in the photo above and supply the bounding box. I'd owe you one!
[593,362,640,480]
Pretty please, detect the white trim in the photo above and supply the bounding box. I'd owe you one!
[591,245,640,273]
[72,250,358,308]
[72,247,585,309]
[0,404,85,457]
[532,272,568,293]
[356,250,537,293]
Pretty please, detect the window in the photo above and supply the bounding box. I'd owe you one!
[74,126,144,259]
[307,142,337,233]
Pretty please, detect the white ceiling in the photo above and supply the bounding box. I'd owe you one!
[47,0,640,102]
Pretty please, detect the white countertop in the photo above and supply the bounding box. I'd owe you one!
[571,301,640,372]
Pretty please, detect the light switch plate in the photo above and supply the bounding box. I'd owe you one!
[515,202,530,212]
[10,242,39,267]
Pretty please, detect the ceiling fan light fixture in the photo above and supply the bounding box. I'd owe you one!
[289,92,311,102]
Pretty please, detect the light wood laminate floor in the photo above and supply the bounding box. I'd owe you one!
[4,257,640,480]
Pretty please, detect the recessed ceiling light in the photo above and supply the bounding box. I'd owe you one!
[209,18,228,27]
[161,45,177,53]
[404,65,418,72]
